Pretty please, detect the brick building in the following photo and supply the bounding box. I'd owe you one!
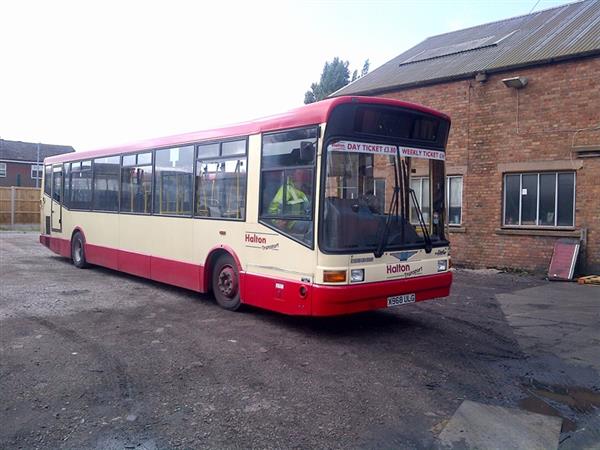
[0,139,74,188]
[335,0,600,273]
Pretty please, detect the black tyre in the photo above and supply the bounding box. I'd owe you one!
[212,254,241,311]
[71,232,89,269]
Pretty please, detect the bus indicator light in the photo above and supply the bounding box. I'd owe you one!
[323,270,347,283]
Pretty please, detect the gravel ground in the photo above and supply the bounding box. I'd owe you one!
[0,232,596,449]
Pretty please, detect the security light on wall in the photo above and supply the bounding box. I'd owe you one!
[502,76,528,89]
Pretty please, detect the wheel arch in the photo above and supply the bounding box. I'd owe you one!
[203,245,243,293]
[70,226,87,244]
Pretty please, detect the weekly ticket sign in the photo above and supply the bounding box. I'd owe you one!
[399,146,445,160]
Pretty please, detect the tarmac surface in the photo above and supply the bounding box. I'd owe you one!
[1,232,599,449]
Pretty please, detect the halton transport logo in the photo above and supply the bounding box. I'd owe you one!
[386,263,424,277]
[245,232,279,251]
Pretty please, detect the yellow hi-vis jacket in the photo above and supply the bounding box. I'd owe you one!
[268,177,308,216]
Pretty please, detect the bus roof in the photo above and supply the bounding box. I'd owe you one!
[45,96,450,164]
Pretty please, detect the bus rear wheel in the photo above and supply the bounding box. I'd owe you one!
[71,232,89,269]
[212,254,241,311]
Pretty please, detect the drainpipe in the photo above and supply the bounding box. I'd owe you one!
[36,143,40,188]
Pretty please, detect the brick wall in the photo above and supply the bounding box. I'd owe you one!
[0,162,40,188]
[380,56,600,273]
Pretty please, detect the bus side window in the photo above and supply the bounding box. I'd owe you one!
[195,140,247,220]
[70,160,93,210]
[121,152,153,214]
[44,165,52,196]
[154,146,194,216]
[259,127,317,247]
[92,156,120,212]
[63,163,71,208]
[52,166,62,203]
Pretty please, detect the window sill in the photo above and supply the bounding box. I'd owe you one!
[448,226,466,233]
[495,228,581,238]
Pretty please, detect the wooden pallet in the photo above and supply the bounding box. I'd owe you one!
[577,275,600,285]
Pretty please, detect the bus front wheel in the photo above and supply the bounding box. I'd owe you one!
[71,232,89,269]
[212,254,241,311]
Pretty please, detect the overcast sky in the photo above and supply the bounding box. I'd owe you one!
[0,0,574,151]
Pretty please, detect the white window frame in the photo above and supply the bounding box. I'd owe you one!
[0,162,6,177]
[502,171,576,228]
[31,163,43,180]
[409,176,429,224]
[446,175,463,226]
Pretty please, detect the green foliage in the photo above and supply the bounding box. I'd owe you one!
[304,57,370,104]
[361,59,370,77]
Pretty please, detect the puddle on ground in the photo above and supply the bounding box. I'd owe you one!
[526,379,600,413]
[519,379,600,433]
[519,396,577,432]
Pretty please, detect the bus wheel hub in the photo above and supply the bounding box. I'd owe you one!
[217,267,237,298]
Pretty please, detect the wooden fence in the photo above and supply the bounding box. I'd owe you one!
[0,187,41,226]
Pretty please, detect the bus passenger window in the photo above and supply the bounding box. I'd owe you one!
[69,161,93,210]
[121,152,153,214]
[52,166,62,203]
[154,146,194,216]
[63,163,71,208]
[92,156,120,212]
[260,127,317,246]
[195,139,247,220]
[44,166,52,196]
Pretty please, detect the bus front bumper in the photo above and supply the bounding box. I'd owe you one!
[311,271,452,316]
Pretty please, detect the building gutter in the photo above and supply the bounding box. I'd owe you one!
[0,159,42,164]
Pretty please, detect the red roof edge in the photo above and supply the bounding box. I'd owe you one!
[45,96,450,164]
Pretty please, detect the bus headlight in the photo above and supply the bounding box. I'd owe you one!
[350,269,364,283]
[437,259,448,272]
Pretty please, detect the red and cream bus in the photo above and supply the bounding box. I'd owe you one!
[40,96,452,316]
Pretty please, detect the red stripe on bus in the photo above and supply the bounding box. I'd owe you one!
[310,271,452,316]
[151,255,204,292]
[242,273,312,316]
[41,235,206,293]
[40,234,451,316]
[118,248,151,279]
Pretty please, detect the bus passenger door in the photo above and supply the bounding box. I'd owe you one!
[51,165,63,233]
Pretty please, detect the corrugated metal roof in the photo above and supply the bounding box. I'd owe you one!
[335,0,600,96]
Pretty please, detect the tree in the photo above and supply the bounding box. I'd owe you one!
[361,59,370,77]
[304,57,370,104]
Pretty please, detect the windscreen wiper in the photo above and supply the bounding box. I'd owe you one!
[403,159,433,254]
[374,151,401,258]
